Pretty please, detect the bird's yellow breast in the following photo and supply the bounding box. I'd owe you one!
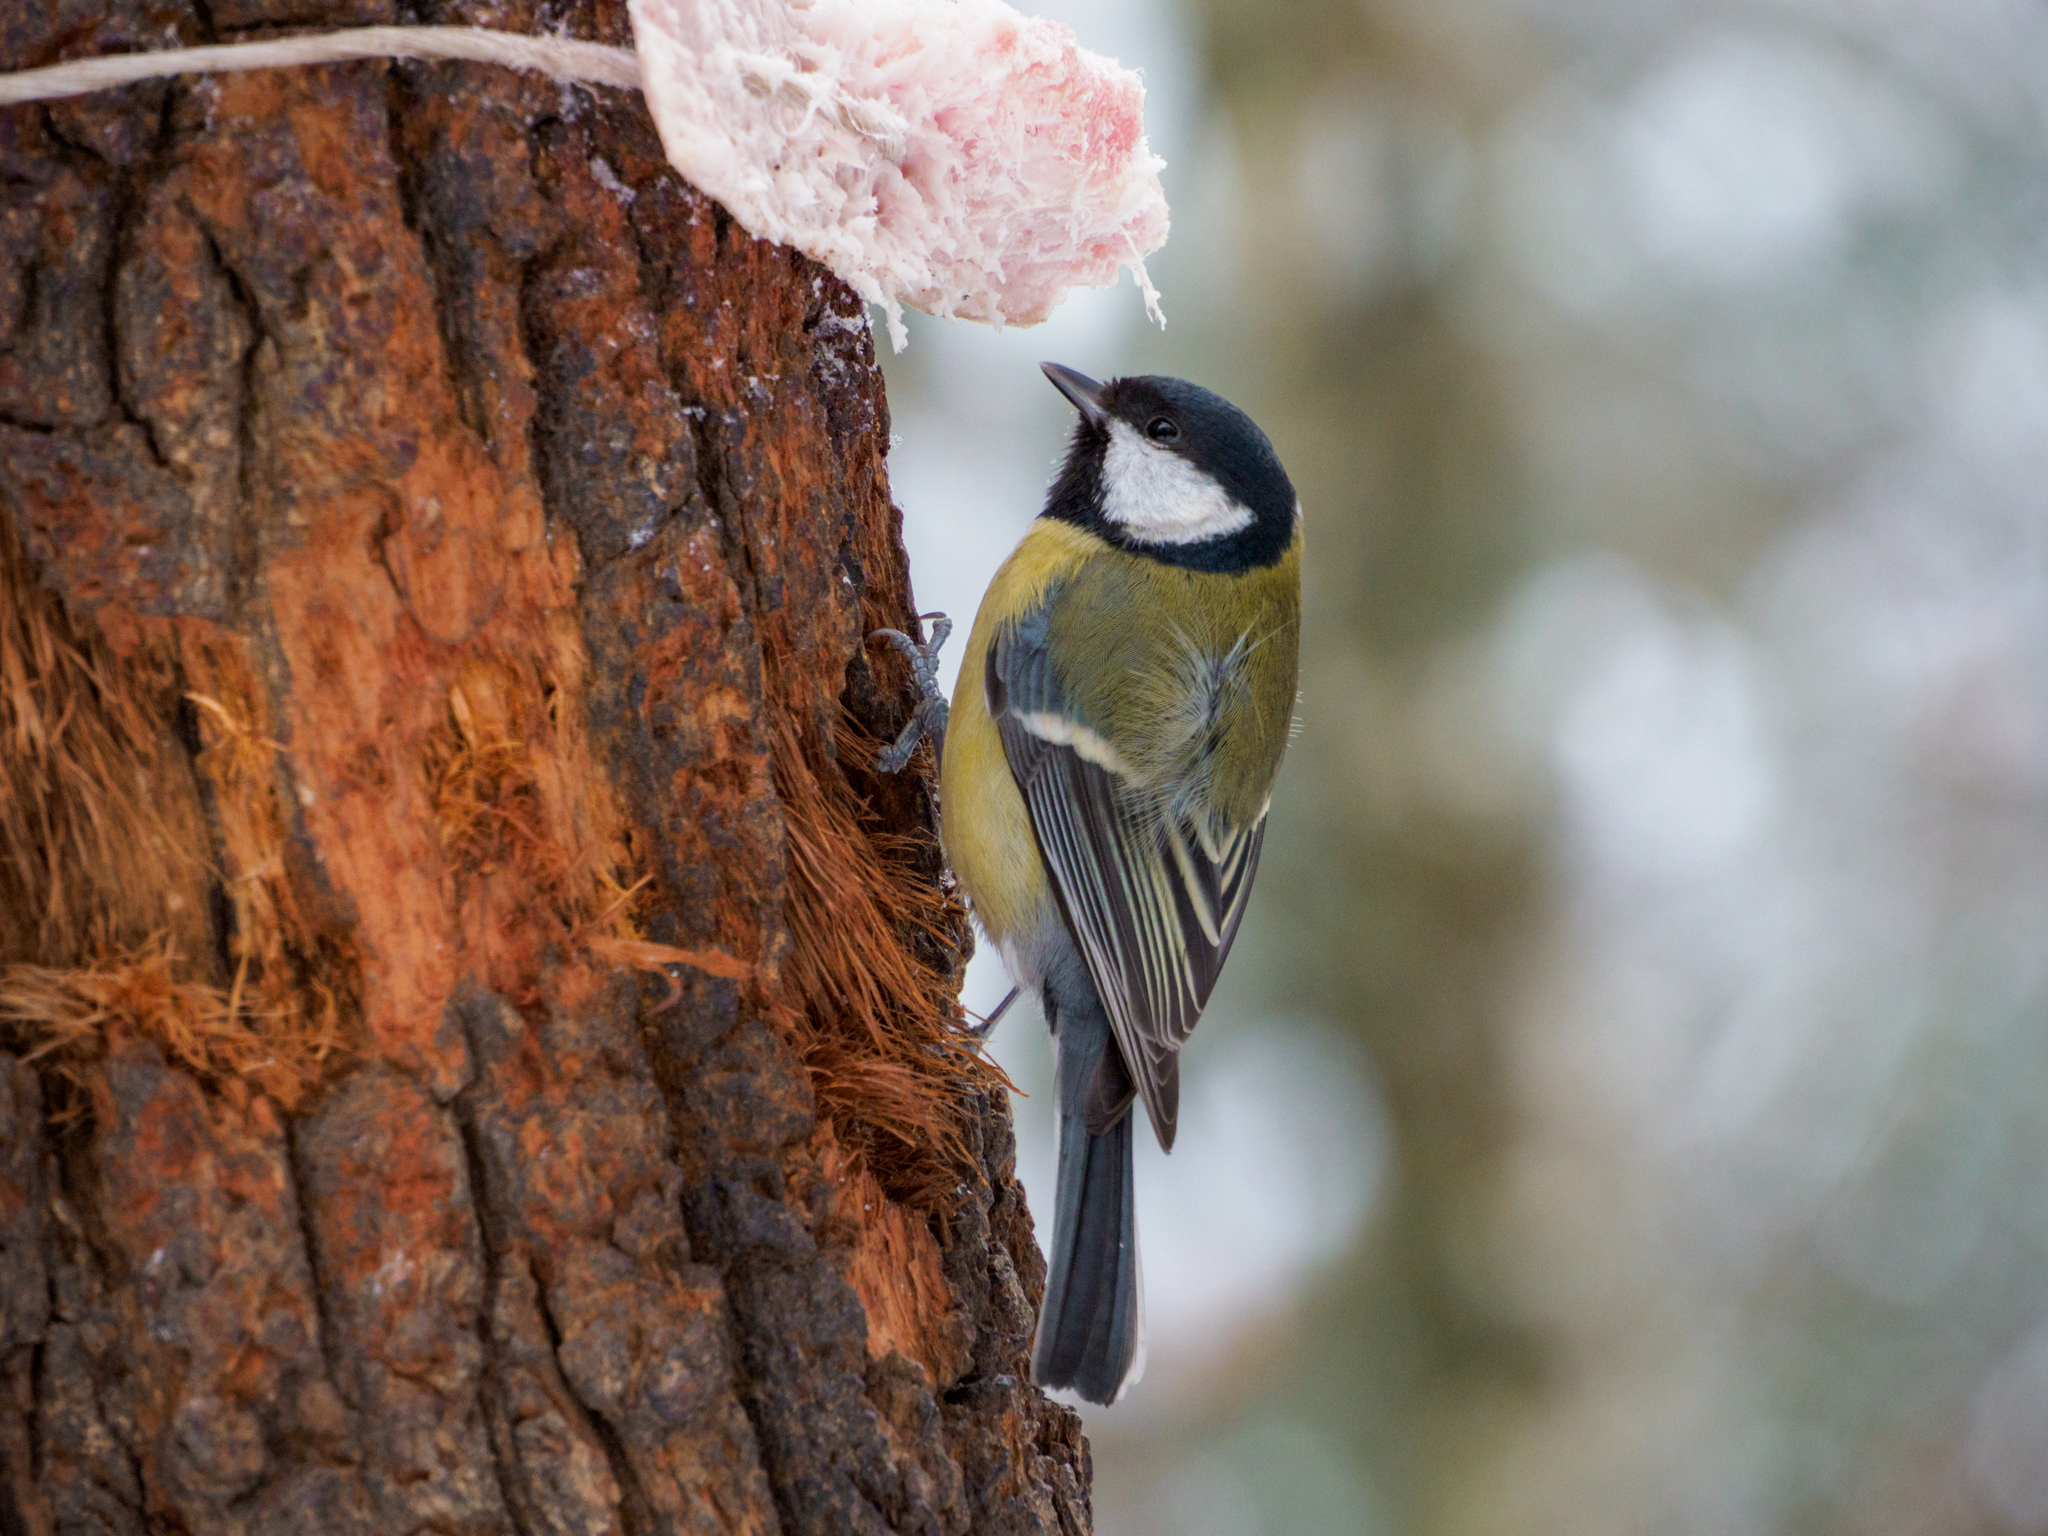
[940,520,1108,946]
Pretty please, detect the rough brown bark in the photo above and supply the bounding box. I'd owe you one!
[0,2,1091,1532]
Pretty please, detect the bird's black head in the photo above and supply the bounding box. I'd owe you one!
[1039,363,1299,572]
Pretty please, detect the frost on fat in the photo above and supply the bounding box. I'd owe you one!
[630,0,1169,348]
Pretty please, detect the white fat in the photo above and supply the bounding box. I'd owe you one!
[1100,421,1253,545]
[632,0,1170,349]
[0,8,1170,350]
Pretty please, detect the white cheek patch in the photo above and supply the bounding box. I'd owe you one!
[1100,421,1254,545]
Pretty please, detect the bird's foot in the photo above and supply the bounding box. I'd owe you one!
[870,612,951,773]
[966,986,1019,1040]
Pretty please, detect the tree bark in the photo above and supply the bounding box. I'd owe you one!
[0,3,1089,1532]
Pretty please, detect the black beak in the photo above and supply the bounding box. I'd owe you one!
[1041,362,1108,428]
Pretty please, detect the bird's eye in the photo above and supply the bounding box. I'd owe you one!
[1145,416,1180,443]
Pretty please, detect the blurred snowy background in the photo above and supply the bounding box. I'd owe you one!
[877,1,2048,1533]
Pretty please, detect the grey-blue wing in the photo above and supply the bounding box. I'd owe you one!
[986,613,1266,1152]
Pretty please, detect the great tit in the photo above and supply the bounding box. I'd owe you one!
[877,363,1301,1405]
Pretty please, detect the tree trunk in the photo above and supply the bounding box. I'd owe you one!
[0,4,1088,1532]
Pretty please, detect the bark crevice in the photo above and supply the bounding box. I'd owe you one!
[449,1070,544,1536]
[529,1257,659,1536]
[281,1116,351,1420]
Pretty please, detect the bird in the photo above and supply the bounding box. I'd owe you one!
[872,362,1301,1404]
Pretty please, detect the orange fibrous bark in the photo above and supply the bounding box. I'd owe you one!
[0,525,354,1108]
[770,712,1011,1211]
[0,934,339,1116]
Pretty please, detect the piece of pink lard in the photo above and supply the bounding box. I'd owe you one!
[630,0,1170,347]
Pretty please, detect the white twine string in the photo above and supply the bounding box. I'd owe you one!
[0,25,641,107]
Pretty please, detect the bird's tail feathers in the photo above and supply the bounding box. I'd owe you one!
[1032,974,1144,1405]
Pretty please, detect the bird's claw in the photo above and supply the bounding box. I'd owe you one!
[870,612,952,773]
[967,986,1019,1040]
